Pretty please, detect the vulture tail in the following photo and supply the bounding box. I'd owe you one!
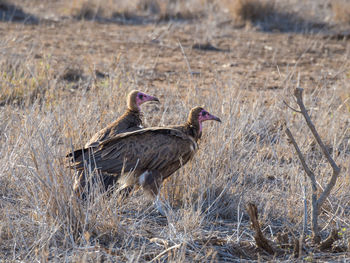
[66,148,88,162]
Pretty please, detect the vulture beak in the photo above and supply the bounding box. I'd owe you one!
[151,96,160,103]
[209,113,221,123]
[145,95,160,103]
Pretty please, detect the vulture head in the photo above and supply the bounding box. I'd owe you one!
[128,90,160,112]
[188,106,221,139]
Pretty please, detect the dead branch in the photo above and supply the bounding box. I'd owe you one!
[246,203,275,255]
[285,87,341,244]
[294,88,341,211]
[285,127,319,242]
[285,127,317,189]
[283,100,301,113]
[293,88,340,173]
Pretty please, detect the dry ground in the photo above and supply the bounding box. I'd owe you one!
[0,0,350,262]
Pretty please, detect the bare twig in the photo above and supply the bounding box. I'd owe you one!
[285,127,317,187]
[285,127,319,241]
[150,243,182,262]
[283,100,301,113]
[302,184,308,236]
[293,88,341,181]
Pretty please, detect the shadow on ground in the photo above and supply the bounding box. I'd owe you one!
[244,10,329,34]
[73,4,202,26]
[0,1,39,24]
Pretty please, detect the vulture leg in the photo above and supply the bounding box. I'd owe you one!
[74,171,113,200]
[154,195,166,216]
[139,170,162,197]
[139,170,166,216]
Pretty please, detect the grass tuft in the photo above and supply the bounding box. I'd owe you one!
[332,0,350,24]
[225,0,276,23]
[73,1,105,20]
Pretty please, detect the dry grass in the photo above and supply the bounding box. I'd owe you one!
[224,0,276,23]
[1,0,350,261]
[72,1,106,20]
[332,0,350,24]
[67,0,205,22]
[221,0,330,32]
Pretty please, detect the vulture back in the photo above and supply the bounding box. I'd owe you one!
[85,110,142,148]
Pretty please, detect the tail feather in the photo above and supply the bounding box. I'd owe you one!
[66,148,84,158]
[66,148,89,167]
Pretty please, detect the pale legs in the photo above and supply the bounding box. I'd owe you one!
[139,170,167,216]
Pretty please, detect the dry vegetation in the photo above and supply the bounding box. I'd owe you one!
[332,0,350,24]
[224,0,277,23]
[0,0,350,261]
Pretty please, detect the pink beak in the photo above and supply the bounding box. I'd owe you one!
[199,111,222,123]
[146,95,160,103]
[137,93,160,107]
[208,113,221,122]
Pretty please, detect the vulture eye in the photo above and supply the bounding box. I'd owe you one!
[139,94,144,99]
[202,111,207,116]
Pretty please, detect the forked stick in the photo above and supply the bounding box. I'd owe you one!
[285,88,341,243]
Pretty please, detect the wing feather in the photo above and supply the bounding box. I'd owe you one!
[77,127,197,176]
[85,113,142,148]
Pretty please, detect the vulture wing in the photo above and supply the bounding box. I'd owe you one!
[71,127,198,178]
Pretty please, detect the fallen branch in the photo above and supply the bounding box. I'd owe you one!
[285,87,341,243]
[246,203,275,255]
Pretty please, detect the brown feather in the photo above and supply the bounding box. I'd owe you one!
[85,109,142,148]
[85,90,143,148]
[70,90,160,196]
[73,127,197,174]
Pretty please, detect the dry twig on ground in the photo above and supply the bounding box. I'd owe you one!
[319,229,341,251]
[246,203,275,255]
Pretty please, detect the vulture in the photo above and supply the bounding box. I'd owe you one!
[85,90,160,148]
[68,106,221,214]
[71,90,159,196]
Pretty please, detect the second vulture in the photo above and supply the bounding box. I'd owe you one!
[68,106,221,214]
[85,90,159,148]
[71,90,159,196]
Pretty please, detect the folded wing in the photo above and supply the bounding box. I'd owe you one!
[70,127,198,179]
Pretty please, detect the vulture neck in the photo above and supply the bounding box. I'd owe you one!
[127,95,141,113]
[127,102,141,114]
[185,120,202,141]
[126,107,142,118]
